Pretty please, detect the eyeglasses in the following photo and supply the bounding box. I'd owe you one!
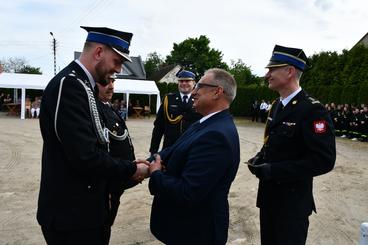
[194,82,219,90]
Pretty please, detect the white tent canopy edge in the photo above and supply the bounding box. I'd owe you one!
[0,73,161,119]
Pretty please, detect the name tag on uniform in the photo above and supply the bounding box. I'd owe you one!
[170,105,178,108]
[282,121,296,126]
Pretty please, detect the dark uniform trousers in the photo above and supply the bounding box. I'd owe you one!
[254,90,336,245]
[260,208,309,245]
[41,226,111,245]
[149,92,202,154]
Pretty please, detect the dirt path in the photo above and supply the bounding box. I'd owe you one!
[0,115,367,244]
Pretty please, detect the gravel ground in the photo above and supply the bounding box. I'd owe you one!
[0,114,367,245]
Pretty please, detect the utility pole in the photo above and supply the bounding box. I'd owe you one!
[50,32,57,75]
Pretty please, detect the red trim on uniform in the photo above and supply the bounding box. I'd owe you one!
[314,120,327,134]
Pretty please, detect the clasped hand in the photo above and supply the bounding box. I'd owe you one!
[247,156,271,180]
[131,159,150,183]
[131,154,164,182]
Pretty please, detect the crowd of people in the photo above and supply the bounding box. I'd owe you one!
[250,99,368,143]
[0,92,13,109]
[326,103,368,142]
[251,99,272,123]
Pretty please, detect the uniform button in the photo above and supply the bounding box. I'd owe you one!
[87,185,91,189]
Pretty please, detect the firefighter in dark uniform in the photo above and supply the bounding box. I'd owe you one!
[37,26,149,245]
[96,74,137,229]
[360,106,368,142]
[247,45,336,245]
[349,107,361,140]
[149,70,202,155]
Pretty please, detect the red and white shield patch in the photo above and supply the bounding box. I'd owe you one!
[314,120,327,134]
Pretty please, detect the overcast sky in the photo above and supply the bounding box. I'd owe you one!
[1,0,367,76]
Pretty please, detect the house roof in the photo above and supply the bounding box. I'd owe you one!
[148,64,179,81]
[352,32,368,49]
[74,52,146,80]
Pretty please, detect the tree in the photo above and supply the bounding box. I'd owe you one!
[19,65,42,74]
[165,35,228,78]
[228,59,262,86]
[144,52,164,78]
[0,57,42,74]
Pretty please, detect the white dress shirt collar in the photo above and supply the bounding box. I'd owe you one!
[75,59,96,90]
[200,110,221,124]
[280,87,302,107]
[180,92,190,102]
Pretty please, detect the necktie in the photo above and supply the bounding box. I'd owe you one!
[273,100,284,118]
[183,95,188,104]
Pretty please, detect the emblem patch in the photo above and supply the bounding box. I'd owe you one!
[314,120,327,133]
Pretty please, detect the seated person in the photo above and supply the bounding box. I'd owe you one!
[3,94,12,104]
[31,97,41,118]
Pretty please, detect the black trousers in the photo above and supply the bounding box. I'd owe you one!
[41,225,111,245]
[260,208,309,245]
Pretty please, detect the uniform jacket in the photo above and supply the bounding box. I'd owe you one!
[37,61,137,230]
[97,100,135,161]
[149,92,202,154]
[255,90,336,217]
[149,110,240,245]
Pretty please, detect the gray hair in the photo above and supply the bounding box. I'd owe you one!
[205,68,237,103]
[295,68,303,81]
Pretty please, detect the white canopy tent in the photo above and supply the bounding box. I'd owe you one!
[0,73,160,119]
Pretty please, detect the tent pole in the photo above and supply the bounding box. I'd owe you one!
[126,93,129,120]
[21,88,25,119]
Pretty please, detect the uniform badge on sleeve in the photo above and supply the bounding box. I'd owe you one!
[314,120,327,134]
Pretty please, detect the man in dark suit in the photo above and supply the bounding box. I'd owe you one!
[149,70,202,155]
[37,26,149,245]
[148,68,240,245]
[248,45,336,245]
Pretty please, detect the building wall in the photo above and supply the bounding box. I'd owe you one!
[158,66,181,84]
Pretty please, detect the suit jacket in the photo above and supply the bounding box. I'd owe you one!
[149,92,202,154]
[255,90,336,217]
[37,61,137,230]
[149,110,240,245]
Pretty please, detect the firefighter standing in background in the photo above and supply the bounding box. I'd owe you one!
[149,70,202,155]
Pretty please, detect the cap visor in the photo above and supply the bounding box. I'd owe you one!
[112,47,132,62]
[177,78,195,81]
[265,61,288,69]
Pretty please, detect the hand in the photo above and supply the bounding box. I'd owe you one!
[247,154,263,166]
[248,163,271,180]
[134,159,150,167]
[131,163,149,183]
[149,154,162,174]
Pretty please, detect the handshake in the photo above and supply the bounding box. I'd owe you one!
[131,154,163,183]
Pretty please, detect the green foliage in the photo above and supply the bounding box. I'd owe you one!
[165,35,228,78]
[327,85,343,104]
[18,65,42,74]
[228,59,261,86]
[341,45,368,85]
[149,37,368,115]
[144,52,164,78]
[340,85,359,105]
[357,84,368,104]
